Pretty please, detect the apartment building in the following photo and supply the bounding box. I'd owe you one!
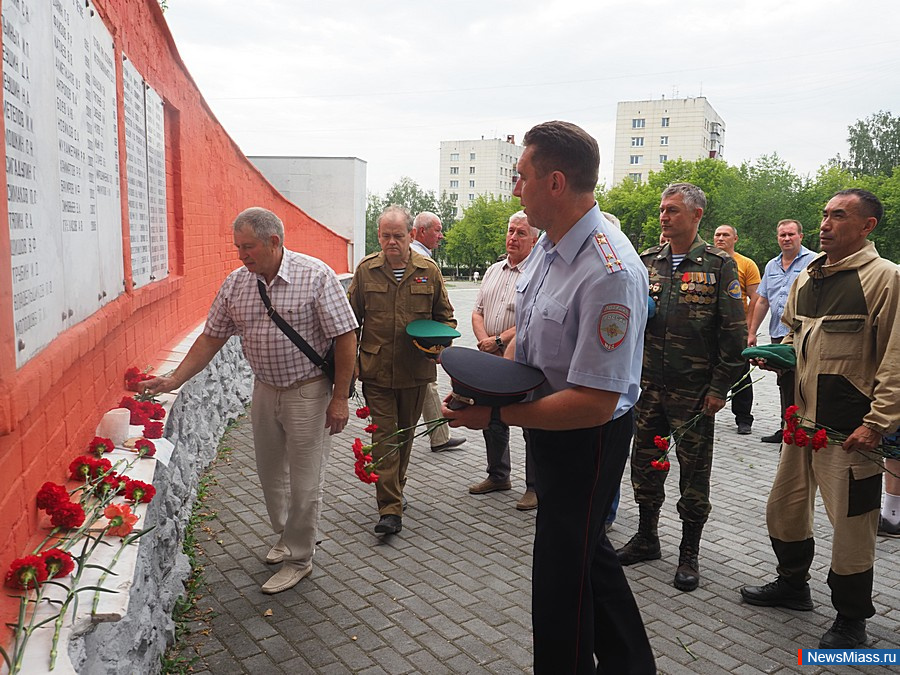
[612,97,725,185]
[438,136,523,217]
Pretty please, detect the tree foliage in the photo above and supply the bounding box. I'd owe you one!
[833,110,900,178]
[443,195,521,273]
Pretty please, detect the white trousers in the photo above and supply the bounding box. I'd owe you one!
[251,377,331,567]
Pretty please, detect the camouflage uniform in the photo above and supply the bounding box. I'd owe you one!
[632,235,746,523]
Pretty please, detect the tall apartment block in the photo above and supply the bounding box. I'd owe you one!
[612,97,725,186]
[438,136,523,218]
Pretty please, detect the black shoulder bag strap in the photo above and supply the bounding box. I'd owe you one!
[257,279,330,373]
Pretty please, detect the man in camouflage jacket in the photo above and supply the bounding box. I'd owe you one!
[617,183,746,593]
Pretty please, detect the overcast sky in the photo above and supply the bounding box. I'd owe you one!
[163,0,900,196]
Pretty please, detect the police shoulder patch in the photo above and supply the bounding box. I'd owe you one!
[598,303,630,351]
[727,279,742,299]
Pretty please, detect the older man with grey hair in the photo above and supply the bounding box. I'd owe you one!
[469,211,540,509]
[144,207,358,594]
[410,211,466,453]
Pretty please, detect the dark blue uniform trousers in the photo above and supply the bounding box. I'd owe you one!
[530,411,656,674]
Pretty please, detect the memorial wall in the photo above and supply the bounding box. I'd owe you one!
[0,0,351,631]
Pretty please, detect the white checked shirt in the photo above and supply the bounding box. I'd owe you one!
[475,256,529,336]
[204,249,358,387]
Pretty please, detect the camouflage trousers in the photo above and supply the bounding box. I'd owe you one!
[631,383,715,523]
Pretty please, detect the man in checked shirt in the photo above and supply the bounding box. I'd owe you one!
[144,207,358,595]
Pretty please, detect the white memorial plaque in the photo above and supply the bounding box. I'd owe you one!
[145,86,167,282]
[122,55,150,289]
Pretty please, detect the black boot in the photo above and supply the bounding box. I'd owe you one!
[616,505,661,566]
[673,521,703,592]
[819,614,867,648]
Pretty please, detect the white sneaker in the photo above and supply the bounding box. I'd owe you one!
[265,540,288,564]
[261,564,311,594]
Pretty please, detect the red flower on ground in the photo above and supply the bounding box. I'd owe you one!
[5,555,48,590]
[40,548,75,579]
[793,428,810,448]
[124,480,156,504]
[364,423,378,434]
[653,435,669,451]
[104,503,138,537]
[36,482,69,511]
[143,421,164,439]
[89,435,115,458]
[355,406,370,419]
[134,438,156,457]
[50,501,85,529]
[812,428,829,451]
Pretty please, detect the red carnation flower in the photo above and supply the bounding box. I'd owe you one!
[119,396,137,412]
[661,460,671,471]
[134,438,156,457]
[812,428,829,451]
[653,435,669,451]
[364,423,378,434]
[104,503,138,537]
[69,455,95,481]
[355,406,370,419]
[124,366,153,392]
[50,501,86,529]
[98,473,124,495]
[143,421,164,439]
[650,459,670,471]
[89,436,115,458]
[784,405,799,424]
[124,479,156,504]
[5,555,48,590]
[36,482,69,511]
[793,428,810,447]
[783,430,795,446]
[40,548,75,579]
[149,403,166,420]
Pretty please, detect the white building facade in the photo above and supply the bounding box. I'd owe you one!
[612,97,725,186]
[249,156,367,269]
[438,136,523,217]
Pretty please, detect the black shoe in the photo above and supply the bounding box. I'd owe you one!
[673,554,699,592]
[431,437,466,452]
[616,532,661,566]
[374,514,402,534]
[740,578,814,611]
[819,615,867,648]
[878,516,900,538]
[737,422,752,435]
[761,430,783,443]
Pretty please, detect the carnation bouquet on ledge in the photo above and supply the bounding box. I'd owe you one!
[350,404,447,484]
[651,368,759,471]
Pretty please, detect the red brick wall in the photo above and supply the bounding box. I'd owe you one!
[0,0,350,626]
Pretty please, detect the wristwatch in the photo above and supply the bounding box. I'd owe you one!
[495,335,504,350]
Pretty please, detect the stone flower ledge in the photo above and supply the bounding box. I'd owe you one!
[5,328,253,675]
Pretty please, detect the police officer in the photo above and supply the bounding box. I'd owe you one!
[617,183,746,593]
[443,121,655,674]
[348,205,456,535]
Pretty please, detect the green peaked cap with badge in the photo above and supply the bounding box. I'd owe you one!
[406,319,461,359]
[440,346,545,408]
[741,343,796,370]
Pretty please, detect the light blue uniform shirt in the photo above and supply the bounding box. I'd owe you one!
[757,246,814,339]
[515,205,648,420]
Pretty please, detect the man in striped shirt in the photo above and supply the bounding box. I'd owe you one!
[468,211,540,509]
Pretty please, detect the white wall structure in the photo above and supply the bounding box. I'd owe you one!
[612,97,725,186]
[439,136,523,218]
[249,156,367,268]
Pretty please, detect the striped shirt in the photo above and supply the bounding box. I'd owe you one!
[204,249,358,387]
[475,256,529,336]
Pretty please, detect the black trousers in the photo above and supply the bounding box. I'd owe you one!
[730,361,754,426]
[530,411,656,674]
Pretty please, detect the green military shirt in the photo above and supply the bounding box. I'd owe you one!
[348,250,456,389]
[641,235,747,399]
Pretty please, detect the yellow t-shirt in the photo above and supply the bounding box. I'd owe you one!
[731,251,761,321]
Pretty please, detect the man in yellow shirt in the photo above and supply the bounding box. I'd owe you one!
[713,225,760,435]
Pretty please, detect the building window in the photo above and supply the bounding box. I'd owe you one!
[450,166,459,174]
[631,137,644,147]
[469,166,476,174]
[659,155,668,163]
[450,193,457,202]
[660,136,669,146]
[632,118,645,129]
[450,152,459,161]
[450,180,458,188]
[469,180,475,188]
[629,173,642,183]
[469,193,475,201]
[629,155,642,165]
[661,117,670,127]
[470,152,476,160]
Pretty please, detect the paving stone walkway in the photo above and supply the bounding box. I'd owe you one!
[179,283,899,674]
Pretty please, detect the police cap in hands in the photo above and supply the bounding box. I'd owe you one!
[440,346,545,408]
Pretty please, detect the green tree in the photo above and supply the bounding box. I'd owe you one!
[444,195,521,273]
[364,192,385,255]
[834,110,900,178]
